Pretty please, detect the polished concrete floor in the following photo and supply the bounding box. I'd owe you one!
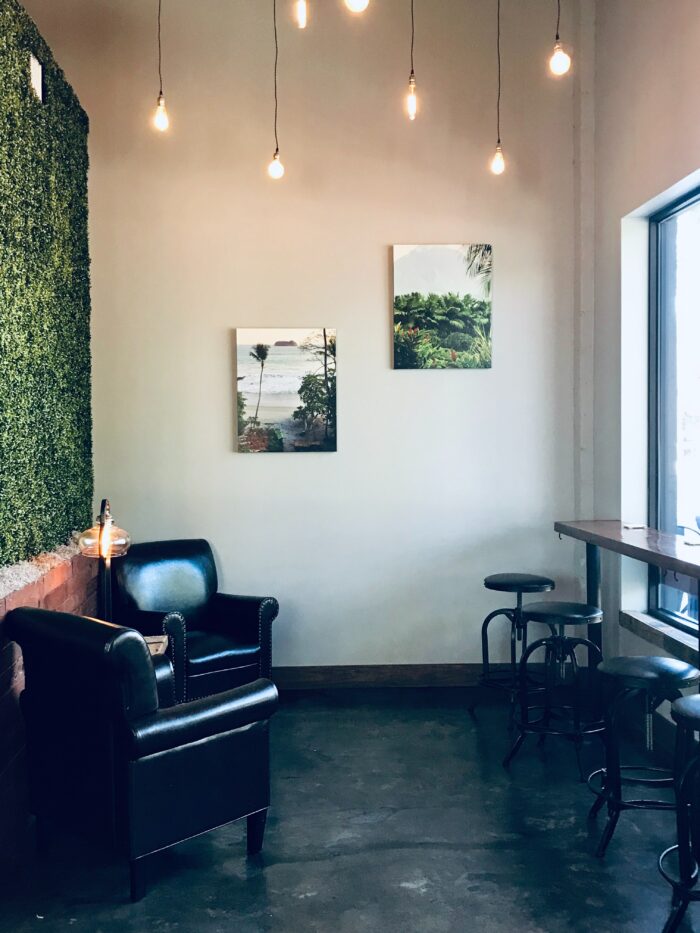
[0,689,689,932]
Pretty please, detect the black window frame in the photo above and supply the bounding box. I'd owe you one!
[648,186,700,636]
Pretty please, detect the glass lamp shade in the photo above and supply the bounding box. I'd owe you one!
[78,522,130,559]
[78,501,130,559]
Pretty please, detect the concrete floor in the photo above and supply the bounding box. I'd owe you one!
[0,688,690,932]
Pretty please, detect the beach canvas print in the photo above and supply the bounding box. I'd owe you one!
[236,328,337,453]
[393,244,492,369]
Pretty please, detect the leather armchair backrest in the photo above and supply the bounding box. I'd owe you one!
[4,607,159,723]
[114,539,218,627]
[5,607,159,844]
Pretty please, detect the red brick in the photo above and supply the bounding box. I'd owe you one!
[73,556,98,583]
[40,579,71,611]
[41,561,72,596]
[4,579,43,614]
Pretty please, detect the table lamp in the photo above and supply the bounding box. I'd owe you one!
[78,499,130,621]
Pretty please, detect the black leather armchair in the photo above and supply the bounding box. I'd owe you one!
[5,607,278,901]
[112,539,279,703]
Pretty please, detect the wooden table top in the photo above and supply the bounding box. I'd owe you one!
[554,519,700,579]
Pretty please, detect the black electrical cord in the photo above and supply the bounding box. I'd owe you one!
[273,0,279,156]
[157,0,163,97]
[496,0,501,144]
[556,0,561,42]
[410,0,415,78]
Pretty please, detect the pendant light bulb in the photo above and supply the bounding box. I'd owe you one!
[490,144,505,176]
[345,0,369,12]
[295,0,307,28]
[268,151,285,180]
[407,72,417,121]
[153,93,169,132]
[549,41,571,76]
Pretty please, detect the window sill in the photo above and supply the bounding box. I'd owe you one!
[619,610,698,665]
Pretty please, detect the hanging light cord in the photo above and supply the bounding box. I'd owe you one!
[496,0,501,144]
[273,0,280,155]
[555,0,561,41]
[157,0,163,96]
[410,0,415,77]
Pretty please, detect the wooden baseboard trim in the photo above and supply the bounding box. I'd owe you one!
[272,663,505,689]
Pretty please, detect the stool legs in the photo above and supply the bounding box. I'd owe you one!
[504,633,603,776]
[590,687,680,858]
[469,606,518,715]
[659,753,700,933]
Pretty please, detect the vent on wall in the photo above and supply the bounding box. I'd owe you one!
[29,52,43,101]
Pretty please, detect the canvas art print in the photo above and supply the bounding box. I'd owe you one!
[393,244,492,369]
[236,328,337,452]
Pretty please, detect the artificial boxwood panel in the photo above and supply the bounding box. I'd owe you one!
[0,0,93,565]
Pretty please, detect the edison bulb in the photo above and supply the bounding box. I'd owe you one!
[549,42,571,76]
[407,75,417,121]
[490,145,505,175]
[268,152,285,179]
[295,0,307,28]
[153,93,169,132]
[345,0,369,12]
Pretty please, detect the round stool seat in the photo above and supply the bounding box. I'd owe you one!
[600,656,700,692]
[522,601,602,625]
[483,573,555,594]
[671,694,700,728]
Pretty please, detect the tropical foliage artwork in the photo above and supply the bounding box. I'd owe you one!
[393,244,492,369]
[236,328,337,452]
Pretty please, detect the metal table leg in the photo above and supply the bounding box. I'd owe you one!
[586,542,602,659]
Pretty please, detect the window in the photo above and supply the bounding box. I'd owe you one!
[649,190,700,632]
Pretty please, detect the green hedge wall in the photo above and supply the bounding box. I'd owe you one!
[0,0,93,566]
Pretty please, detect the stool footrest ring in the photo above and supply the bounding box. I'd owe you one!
[659,844,700,892]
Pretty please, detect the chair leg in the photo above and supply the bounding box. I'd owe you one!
[130,857,147,902]
[595,806,621,859]
[662,897,689,933]
[595,699,624,858]
[469,608,515,713]
[247,809,268,855]
[503,730,526,768]
[588,782,610,820]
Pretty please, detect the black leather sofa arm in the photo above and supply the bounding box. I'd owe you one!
[162,611,187,703]
[207,594,279,679]
[127,678,278,759]
[208,594,279,634]
[151,653,177,709]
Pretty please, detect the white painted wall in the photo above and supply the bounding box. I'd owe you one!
[594,0,700,652]
[24,0,579,666]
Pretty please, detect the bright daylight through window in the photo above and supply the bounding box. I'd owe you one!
[651,194,700,629]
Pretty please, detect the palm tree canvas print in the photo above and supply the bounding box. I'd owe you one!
[393,244,492,369]
[236,328,337,452]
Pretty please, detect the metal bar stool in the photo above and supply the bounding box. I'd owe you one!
[588,656,700,858]
[658,694,700,933]
[470,573,555,719]
[502,601,604,780]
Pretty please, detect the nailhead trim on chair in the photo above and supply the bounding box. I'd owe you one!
[258,598,277,679]
[163,611,187,703]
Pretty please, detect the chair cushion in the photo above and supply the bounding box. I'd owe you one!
[672,694,700,728]
[186,631,260,676]
[484,573,556,594]
[522,601,602,625]
[600,656,700,691]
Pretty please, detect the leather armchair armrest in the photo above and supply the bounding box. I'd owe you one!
[127,678,278,759]
[151,653,177,709]
[162,611,187,703]
[125,608,173,637]
[206,594,279,679]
